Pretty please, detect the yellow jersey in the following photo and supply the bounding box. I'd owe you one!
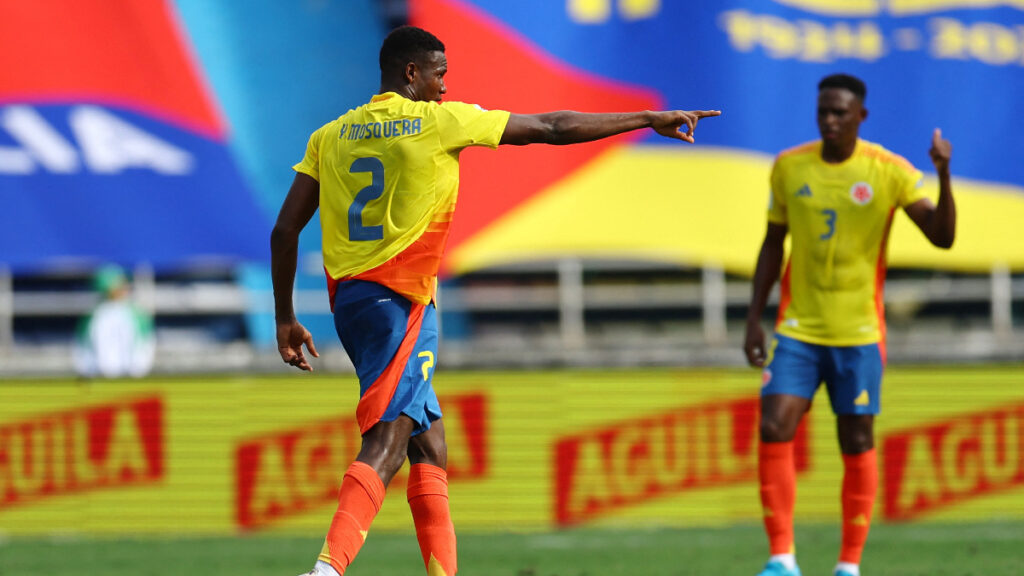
[293,92,510,306]
[768,139,928,347]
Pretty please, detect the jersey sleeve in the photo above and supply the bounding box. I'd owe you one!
[292,123,329,181]
[893,160,927,208]
[436,101,511,152]
[767,158,788,224]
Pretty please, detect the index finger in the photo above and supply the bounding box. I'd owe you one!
[304,333,319,358]
[932,127,942,145]
[292,350,313,372]
[694,110,722,118]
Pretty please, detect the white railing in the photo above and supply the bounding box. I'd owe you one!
[0,260,1020,370]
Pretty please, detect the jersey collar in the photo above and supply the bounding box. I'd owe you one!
[371,92,399,103]
[818,138,862,167]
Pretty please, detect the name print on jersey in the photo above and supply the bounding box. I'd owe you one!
[340,118,423,141]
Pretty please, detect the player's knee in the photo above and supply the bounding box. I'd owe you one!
[357,432,413,483]
[357,446,406,485]
[837,415,875,454]
[760,416,796,443]
[408,436,447,468]
[839,430,874,454]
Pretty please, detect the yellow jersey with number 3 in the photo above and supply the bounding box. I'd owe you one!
[293,92,510,306]
[768,139,927,348]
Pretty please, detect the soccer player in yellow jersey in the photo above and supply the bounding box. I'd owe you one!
[744,74,955,576]
[271,26,720,576]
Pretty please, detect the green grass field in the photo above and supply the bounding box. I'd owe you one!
[3,521,1022,576]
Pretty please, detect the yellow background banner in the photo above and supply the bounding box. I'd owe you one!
[1,367,1022,536]
[448,146,1024,275]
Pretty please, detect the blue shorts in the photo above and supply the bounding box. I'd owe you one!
[333,280,441,436]
[761,334,883,415]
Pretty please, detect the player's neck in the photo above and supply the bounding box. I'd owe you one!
[820,138,857,164]
[379,83,416,101]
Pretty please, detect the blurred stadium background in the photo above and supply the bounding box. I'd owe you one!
[1,1,1023,575]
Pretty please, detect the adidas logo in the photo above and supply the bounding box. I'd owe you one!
[796,184,812,197]
[854,390,870,406]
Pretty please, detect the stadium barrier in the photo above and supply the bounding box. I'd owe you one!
[0,367,1022,536]
[2,263,1021,377]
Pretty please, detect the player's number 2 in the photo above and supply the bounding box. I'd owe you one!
[348,157,385,241]
[820,209,837,240]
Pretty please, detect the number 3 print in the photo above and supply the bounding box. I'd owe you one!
[820,209,836,240]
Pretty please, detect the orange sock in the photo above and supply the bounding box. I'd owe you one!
[839,449,877,565]
[318,461,386,575]
[407,463,457,576]
[759,441,796,556]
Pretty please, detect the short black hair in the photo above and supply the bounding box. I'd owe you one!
[379,26,445,74]
[818,73,867,102]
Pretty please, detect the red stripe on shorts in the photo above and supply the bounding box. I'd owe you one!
[355,302,426,434]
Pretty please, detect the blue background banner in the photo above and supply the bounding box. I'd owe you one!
[405,0,1024,275]
[0,104,266,272]
[3,0,1021,277]
[463,0,1022,188]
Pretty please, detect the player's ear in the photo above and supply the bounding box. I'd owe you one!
[404,61,417,85]
[860,106,868,121]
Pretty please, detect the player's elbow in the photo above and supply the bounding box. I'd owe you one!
[270,222,301,250]
[933,227,954,248]
[929,227,956,249]
[545,113,593,145]
[933,234,955,250]
[533,112,577,145]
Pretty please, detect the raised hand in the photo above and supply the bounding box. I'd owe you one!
[652,109,722,143]
[929,128,952,174]
[276,319,319,371]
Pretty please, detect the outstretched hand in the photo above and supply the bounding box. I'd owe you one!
[929,128,952,173]
[276,319,319,371]
[652,109,722,143]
